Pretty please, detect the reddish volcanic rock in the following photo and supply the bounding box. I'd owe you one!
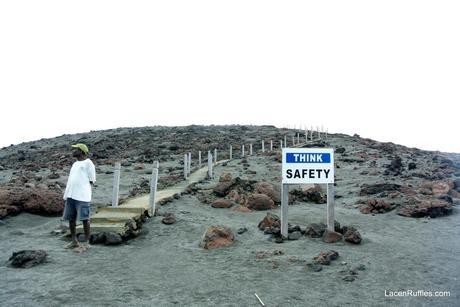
[247,193,276,210]
[359,199,395,214]
[211,199,233,208]
[254,182,281,204]
[200,225,235,249]
[398,199,452,218]
[0,186,63,219]
[258,213,280,231]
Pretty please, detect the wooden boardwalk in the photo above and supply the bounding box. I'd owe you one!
[75,160,229,236]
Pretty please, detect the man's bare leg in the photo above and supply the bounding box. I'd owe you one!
[65,219,80,249]
[82,220,91,243]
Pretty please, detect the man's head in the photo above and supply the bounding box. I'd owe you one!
[71,143,89,159]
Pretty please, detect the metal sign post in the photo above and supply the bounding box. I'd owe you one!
[280,148,335,238]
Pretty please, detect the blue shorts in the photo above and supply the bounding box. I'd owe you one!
[63,198,91,221]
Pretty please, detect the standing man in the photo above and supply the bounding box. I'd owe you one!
[63,143,96,251]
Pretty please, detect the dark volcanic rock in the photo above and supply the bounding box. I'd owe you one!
[258,213,280,231]
[105,232,123,245]
[90,233,106,244]
[305,223,326,238]
[9,250,47,268]
[335,147,346,154]
[314,250,339,265]
[288,231,302,240]
[398,199,453,218]
[161,213,176,225]
[200,225,235,249]
[359,199,395,214]
[359,183,401,196]
[386,156,403,175]
[343,227,362,244]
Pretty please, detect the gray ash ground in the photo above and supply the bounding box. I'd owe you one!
[1,125,460,306]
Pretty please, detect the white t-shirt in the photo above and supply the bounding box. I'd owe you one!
[63,159,96,202]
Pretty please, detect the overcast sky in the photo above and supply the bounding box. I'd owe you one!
[0,1,458,152]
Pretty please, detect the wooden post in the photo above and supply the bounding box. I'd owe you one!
[214,148,217,165]
[242,145,245,157]
[297,133,300,145]
[198,150,202,167]
[327,183,335,232]
[270,140,273,151]
[284,135,287,147]
[111,162,121,207]
[229,145,232,160]
[250,143,253,155]
[183,153,188,180]
[208,151,213,179]
[317,126,321,140]
[305,129,308,144]
[188,152,192,175]
[148,161,159,216]
[326,128,328,139]
[262,140,265,153]
[292,136,295,146]
[280,140,283,149]
[280,183,289,238]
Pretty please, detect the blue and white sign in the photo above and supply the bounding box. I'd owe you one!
[282,148,334,184]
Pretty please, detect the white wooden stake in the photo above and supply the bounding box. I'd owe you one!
[284,135,287,147]
[242,145,245,157]
[281,183,289,238]
[262,140,265,153]
[229,145,232,160]
[214,148,217,165]
[208,151,213,179]
[327,183,335,232]
[188,152,191,175]
[305,129,308,144]
[183,153,188,180]
[111,162,121,207]
[270,140,273,151]
[198,150,202,167]
[297,133,300,144]
[280,140,283,149]
[250,143,253,155]
[148,161,159,216]
[326,128,328,139]
[317,126,321,140]
[292,136,295,146]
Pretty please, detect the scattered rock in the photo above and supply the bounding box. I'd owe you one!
[213,181,234,197]
[105,232,123,245]
[258,213,280,231]
[161,213,176,225]
[247,193,275,210]
[219,172,233,182]
[211,199,233,208]
[306,262,323,272]
[254,182,281,204]
[0,186,63,219]
[200,225,235,249]
[305,223,326,238]
[322,230,343,243]
[290,185,326,204]
[336,147,346,154]
[398,199,453,218]
[386,156,403,175]
[237,227,248,234]
[353,264,366,271]
[90,233,106,244]
[313,250,339,265]
[431,181,452,196]
[343,227,362,244]
[408,162,417,170]
[359,199,395,214]
[288,231,302,240]
[231,205,252,213]
[359,183,401,196]
[342,275,356,282]
[9,250,47,268]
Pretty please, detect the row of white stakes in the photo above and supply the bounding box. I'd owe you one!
[110,127,329,215]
